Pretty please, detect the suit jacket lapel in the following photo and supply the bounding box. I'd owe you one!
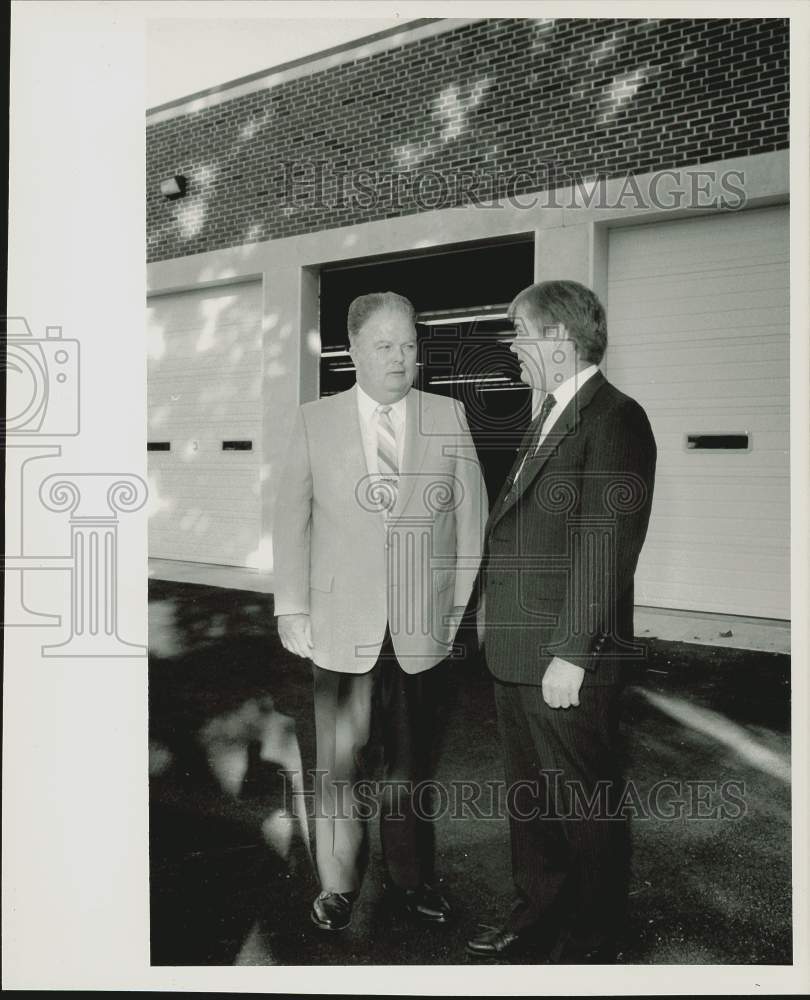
[337,387,385,526]
[490,371,607,526]
[394,389,432,513]
[489,412,544,524]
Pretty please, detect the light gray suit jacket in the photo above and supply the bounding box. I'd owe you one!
[274,386,487,674]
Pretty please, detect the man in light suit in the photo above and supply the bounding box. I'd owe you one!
[467,280,656,962]
[274,291,487,932]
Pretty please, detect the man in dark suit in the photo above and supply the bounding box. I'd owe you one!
[467,280,656,962]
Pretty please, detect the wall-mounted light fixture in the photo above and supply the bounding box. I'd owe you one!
[160,175,187,199]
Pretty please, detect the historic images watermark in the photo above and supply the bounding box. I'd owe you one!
[3,316,147,656]
[282,772,748,822]
[280,161,748,212]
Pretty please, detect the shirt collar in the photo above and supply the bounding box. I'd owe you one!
[545,364,599,414]
[356,382,409,422]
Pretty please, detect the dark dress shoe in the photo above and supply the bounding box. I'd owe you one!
[311,890,354,931]
[386,882,452,924]
[466,924,531,958]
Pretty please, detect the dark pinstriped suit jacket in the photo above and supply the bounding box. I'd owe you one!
[482,371,657,687]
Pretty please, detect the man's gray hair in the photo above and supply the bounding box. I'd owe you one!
[347,291,417,340]
[508,280,607,364]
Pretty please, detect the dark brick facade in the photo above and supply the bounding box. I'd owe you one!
[146,17,789,262]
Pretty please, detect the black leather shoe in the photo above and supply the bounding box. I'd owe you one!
[386,882,452,924]
[466,924,532,958]
[311,890,354,931]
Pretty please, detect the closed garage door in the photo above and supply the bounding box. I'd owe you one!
[147,281,263,567]
[606,205,789,619]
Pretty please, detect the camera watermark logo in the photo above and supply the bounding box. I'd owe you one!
[3,315,147,657]
[4,317,80,437]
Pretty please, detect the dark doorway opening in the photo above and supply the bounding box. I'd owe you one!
[319,236,535,500]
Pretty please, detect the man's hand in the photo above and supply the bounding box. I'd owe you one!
[277,613,313,659]
[542,656,585,709]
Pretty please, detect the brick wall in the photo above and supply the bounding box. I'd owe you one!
[146,17,789,262]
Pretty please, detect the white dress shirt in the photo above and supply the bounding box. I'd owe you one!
[534,364,600,450]
[513,365,600,485]
[356,382,408,474]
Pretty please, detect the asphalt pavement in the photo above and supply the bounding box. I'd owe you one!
[148,580,791,966]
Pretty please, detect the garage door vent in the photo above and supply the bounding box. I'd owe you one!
[222,440,253,451]
[147,441,171,451]
[686,434,750,451]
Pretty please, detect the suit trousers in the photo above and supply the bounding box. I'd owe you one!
[312,629,442,894]
[494,677,630,949]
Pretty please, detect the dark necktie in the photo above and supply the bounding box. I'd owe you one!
[529,392,557,454]
[513,392,556,484]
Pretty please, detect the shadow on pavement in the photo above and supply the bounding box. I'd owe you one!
[148,580,791,966]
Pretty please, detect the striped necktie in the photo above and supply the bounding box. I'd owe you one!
[376,404,398,478]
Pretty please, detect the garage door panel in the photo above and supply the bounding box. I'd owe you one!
[649,497,788,523]
[636,553,789,587]
[612,328,787,349]
[146,431,261,447]
[150,490,259,516]
[613,308,789,339]
[148,373,262,400]
[649,481,788,507]
[645,516,788,543]
[608,263,786,302]
[613,218,786,257]
[150,492,260,511]
[613,237,786,270]
[607,288,787,322]
[147,281,263,567]
[651,429,787,451]
[148,409,262,429]
[642,535,788,561]
[149,525,259,565]
[610,360,788,386]
[151,467,261,491]
[613,340,789,369]
[611,215,787,270]
[635,413,788,435]
[607,205,789,618]
[152,348,262,378]
[637,571,789,600]
[635,581,788,619]
[150,327,262,354]
[651,473,788,494]
[620,377,788,402]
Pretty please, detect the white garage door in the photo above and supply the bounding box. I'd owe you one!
[147,281,263,567]
[607,205,789,619]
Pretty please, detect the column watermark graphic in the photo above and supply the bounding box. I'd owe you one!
[353,466,483,658]
[3,316,147,657]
